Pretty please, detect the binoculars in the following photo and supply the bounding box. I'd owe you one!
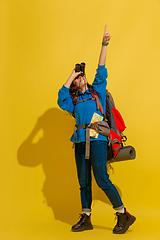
[75,62,85,77]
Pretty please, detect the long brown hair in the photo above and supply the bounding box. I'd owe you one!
[69,82,93,104]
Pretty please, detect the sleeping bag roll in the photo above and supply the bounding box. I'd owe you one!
[109,146,136,163]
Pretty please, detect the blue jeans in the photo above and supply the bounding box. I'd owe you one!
[75,141,124,211]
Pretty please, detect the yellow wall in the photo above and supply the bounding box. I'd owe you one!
[1,0,160,239]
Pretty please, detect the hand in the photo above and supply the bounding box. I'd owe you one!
[71,69,83,81]
[34,116,43,131]
[102,25,111,43]
[64,69,83,88]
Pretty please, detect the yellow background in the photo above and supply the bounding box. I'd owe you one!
[1,0,160,239]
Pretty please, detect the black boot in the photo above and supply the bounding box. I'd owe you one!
[71,213,93,232]
[113,208,136,234]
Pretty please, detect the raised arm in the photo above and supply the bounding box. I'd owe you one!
[98,25,111,65]
[64,69,82,88]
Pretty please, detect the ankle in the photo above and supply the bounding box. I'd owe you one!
[116,207,125,214]
[83,212,91,216]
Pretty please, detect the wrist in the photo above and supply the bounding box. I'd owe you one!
[102,42,109,46]
[69,73,76,81]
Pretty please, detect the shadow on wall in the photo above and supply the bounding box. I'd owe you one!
[17,108,122,225]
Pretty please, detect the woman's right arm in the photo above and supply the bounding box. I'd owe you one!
[57,85,74,114]
[57,69,82,114]
[64,69,82,88]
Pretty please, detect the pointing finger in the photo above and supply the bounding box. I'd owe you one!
[104,25,107,33]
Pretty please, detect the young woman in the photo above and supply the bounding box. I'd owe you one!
[57,25,136,234]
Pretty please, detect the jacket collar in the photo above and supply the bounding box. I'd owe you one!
[77,87,93,95]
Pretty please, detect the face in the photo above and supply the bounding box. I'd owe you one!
[73,75,87,89]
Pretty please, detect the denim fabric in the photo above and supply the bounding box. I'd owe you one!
[75,141,124,211]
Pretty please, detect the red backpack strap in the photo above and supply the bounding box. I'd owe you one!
[91,90,105,117]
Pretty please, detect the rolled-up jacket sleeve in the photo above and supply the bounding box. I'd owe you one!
[92,64,108,90]
[57,85,74,114]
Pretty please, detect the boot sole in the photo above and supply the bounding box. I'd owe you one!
[71,223,93,232]
[113,215,136,234]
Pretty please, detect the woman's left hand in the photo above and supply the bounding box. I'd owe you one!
[102,25,111,43]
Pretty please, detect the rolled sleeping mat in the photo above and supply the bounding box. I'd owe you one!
[109,146,136,163]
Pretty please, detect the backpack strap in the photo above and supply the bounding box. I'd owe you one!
[72,123,91,159]
[74,90,106,118]
[73,124,88,147]
[91,90,106,118]
[72,122,99,159]
[74,97,95,105]
[72,89,107,159]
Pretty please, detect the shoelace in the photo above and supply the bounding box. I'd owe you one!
[114,212,124,227]
[114,211,129,227]
[77,214,85,224]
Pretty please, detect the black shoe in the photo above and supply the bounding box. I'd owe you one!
[113,208,136,234]
[71,213,93,232]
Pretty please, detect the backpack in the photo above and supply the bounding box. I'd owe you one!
[73,89,136,162]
